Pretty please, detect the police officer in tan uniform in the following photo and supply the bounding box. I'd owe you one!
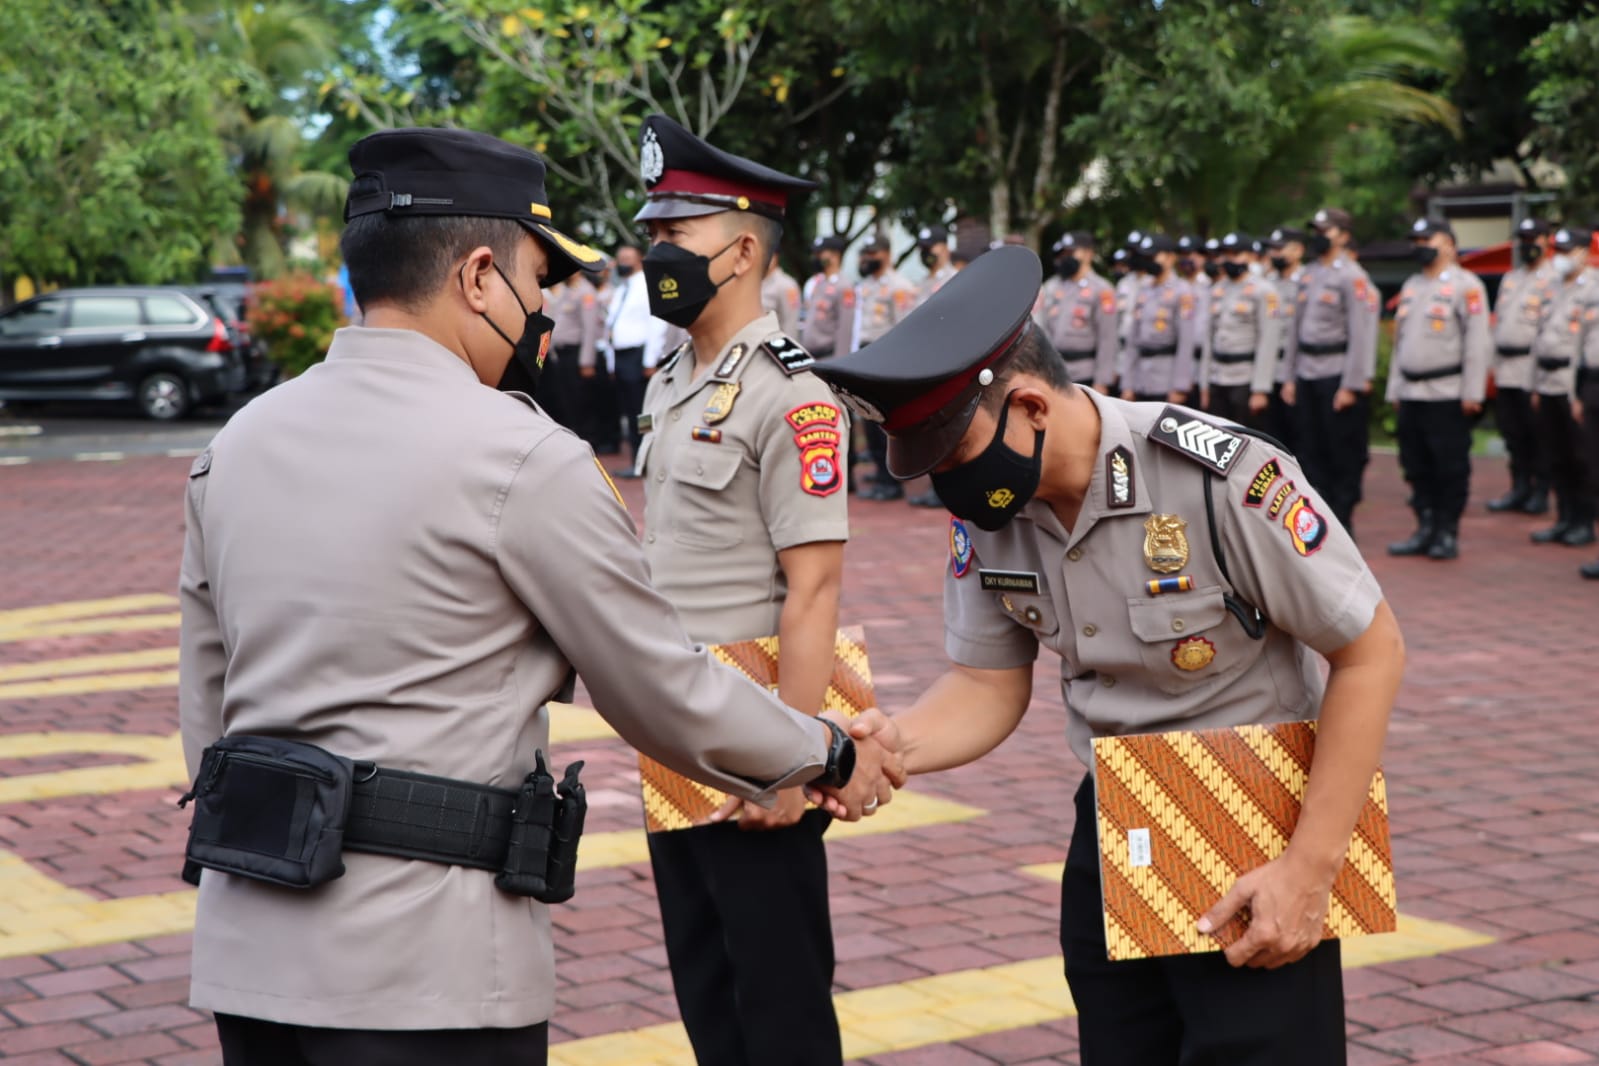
[1529,226,1599,548]
[916,224,958,305]
[800,236,854,359]
[811,246,1405,1066]
[1262,226,1307,453]
[538,269,600,431]
[761,257,802,337]
[1282,207,1380,534]
[855,236,917,500]
[1040,231,1118,392]
[179,127,900,1066]
[632,113,853,1066]
[1199,231,1281,428]
[1384,218,1492,560]
[1488,217,1555,515]
[1119,234,1198,404]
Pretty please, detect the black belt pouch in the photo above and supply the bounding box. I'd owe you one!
[178,736,353,890]
[495,751,587,903]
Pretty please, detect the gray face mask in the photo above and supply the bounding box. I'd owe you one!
[1553,253,1576,278]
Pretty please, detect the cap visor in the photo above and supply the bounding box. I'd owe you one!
[885,387,983,480]
[524,220,603,285]
[633,198,727,223]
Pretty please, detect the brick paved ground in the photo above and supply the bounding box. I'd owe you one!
[2,449,1598,1064]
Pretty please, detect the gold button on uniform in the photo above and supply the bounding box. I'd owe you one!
[1067,549,1083,562]
[1172,619,1185,632]
[1082,624,1097,637]
[1101,675,1116,688]
[671,410,681,421]
[1024,606,1042,624]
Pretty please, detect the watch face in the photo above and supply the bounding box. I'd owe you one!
[836,734,857,789]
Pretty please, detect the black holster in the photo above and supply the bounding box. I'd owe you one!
[495,751,587,903]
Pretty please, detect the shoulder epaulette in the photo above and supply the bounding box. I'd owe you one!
[1146,406,1248,476]
[762,334,815,376]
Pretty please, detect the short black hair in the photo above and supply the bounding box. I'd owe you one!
[982,321,1073,413]
[720,212,783,269]
[340,210,530,312]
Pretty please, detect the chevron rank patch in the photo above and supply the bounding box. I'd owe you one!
[763,335,815,375]
[1147,407,1247,475]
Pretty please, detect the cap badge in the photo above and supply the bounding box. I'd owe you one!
[1143,513,1189,573]
[640,127,664,185]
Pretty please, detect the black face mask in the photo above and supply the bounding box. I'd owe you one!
[809,256,826,275]
[1138,256,1162,276]
[921,251,938,269]
[927,396,1044,532]
[1206,262,1225,280]
[615,263,636,278]
[1178,256,1198,276]
[1520,242,1542,265]
[1306,232,1332,258]
[1056,257,1081,280]
[1412,244,1439,267]
[1270,255,1291,273]
[859,257,884,277]
[643,237,739,329]
[475,264,554,396]
[1222,261,1248,279]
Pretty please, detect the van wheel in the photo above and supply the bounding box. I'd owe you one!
[138,372,190,421]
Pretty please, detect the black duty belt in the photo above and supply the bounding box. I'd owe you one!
[1400,364,1464,382]
[1298,341,1347,356]
[1138,344,1178,357]
[1497,345,1532,357]
[1538,356,1572,371]
[1212,350,1255,364]
[346,766,519,871]
[1059,348,1097,360]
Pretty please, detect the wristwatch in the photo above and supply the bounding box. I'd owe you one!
[813,717,857,790]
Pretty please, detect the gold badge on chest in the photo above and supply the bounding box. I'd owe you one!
[702,382,741,425]
[1143,514,1189,573]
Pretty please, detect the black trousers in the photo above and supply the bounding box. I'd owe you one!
[216,1014,547,1066]
[1494,385,1546,485]
[582,359,620,453]
[1061,779,1346,1066]
[1535,392,1593,518]
[1581,378,1599,503]
[1396,400,1473,524]
[1265,384,1299,458]
[647,810,841,1066]
[1205,382,1261,431]
[612,345,647,462]
[1294,375,1369,529]
[865,422,892,483]
[535,344,584,433]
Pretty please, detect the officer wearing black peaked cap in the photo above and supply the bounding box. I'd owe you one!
[812,246,1406,1066]
[630,113,859,1066]
[178,126,896,1066]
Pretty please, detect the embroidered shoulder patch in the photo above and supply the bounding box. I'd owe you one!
[763,335,815,376]
[1100,288,1116,314]
[1283,495,1328,556]
[1244,458,1283,508]
[1147,406,1247,475]
[950,518,973,577]
[786,402,841,433]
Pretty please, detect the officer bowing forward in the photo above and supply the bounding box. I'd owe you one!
[632,113,853,1066]
[1384,218,1491,560]
[811,246,1405,1066]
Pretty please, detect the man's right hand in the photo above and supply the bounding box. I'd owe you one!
[1248,392,1269,415]
[1280,381,1296,406]
[580,366,596,379]
[805,710,905,820]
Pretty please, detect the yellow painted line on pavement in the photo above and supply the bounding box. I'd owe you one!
[0,731,186,804]
[0,669,181,702]
[0,613,182,643]
[0,594,176,630]
[0,851,195,959]
[0,647,181,683]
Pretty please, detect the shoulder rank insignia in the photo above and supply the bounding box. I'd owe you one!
[949,518,974,578]
[1106,446,1135,509]
[1147,406,1247,475]
[1143,514,1189,573]
[713,342,749,381]
[657,342,689,376]
[763,335,815,376]
[703,382,740,425]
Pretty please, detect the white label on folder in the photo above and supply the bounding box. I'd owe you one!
[1128,828,1152,868]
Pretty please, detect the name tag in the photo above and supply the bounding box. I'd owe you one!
[979,569,1041,594]
[637,414,654,434]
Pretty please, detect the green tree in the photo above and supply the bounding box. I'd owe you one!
[1527,14,1599,215]
[0,0,239,287]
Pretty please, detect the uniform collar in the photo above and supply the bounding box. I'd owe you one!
[668,311,780,390]
[324,326,479,382]
[1018,387,1150,547]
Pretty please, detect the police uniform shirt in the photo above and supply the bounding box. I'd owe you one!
[1284,256,1380,389]
[637,312,850,644]
[762,266,802,338]
[1040,271,1119,388]
[1200,276,1283,393]
[801,273,855,356]
[1270,266,1304,385]
[918,264,959,307]
[545,276,600,370]
[1118,276,1199,396]
[941,390,1382,768]
[854,268,917,348]
[1493,263,1557,392]
[1530,270,1599,399]
[178,327,830,1031]
[1116,271,1144,343]
[1386,267,1492,404]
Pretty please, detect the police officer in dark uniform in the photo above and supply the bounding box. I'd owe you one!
[808,247,1404,1066]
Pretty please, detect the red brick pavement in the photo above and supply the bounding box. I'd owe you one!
[2,450,1598,1064]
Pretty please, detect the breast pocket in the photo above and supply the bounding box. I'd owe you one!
[1126,586,1245,694]
[669,443,745,549]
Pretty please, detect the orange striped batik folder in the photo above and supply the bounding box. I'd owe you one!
[638,625,873,833]
[1092,719,1396,960]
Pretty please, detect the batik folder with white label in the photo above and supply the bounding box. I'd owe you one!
[637,625,872,833]
[1092,719,1396,960]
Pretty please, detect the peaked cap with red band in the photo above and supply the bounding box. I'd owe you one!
[634,113,818,223]
[810,245,1043,479]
